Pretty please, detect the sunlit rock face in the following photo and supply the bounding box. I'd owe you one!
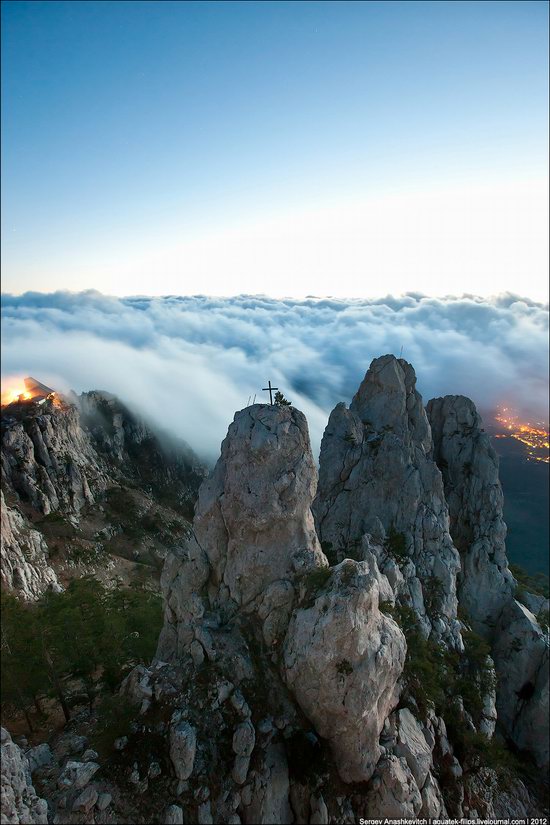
[427,394,514,638]
[1,397,104,519]
[313,354,461,645]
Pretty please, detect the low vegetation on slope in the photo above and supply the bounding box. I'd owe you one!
[1,577,162,734]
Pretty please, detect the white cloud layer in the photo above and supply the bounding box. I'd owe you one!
[1,290,548,461]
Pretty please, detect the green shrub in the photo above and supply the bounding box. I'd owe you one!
[274,391,291,406]
[299,567,332,606]
[384,528,408,566]
[336,659,353,676]
[91,693,137,757]
[423,576,445,619]
[388,604,448,717]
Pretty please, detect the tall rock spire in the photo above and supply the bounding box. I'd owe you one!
[313,354,461,644]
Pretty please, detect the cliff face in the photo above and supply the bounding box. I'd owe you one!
[0,491,60,598]
[1,392,205,600]
[1,396,104,520]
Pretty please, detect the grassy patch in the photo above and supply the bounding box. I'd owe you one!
[510,563,549,599]
[299,566,332,607]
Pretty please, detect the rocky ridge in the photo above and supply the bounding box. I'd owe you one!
[117,357,547,822]
[1,356,548,823]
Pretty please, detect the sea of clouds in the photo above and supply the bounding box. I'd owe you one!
[1,290,548,462]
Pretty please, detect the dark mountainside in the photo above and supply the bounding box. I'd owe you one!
[1,390,206,599]
[1,357,548,825]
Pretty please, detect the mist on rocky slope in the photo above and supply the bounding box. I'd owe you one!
[1,290,548,461]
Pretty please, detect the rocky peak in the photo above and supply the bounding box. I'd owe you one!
[154,398,407,801]
[350,354,432,451]
[1,389,205,601]
[313,354,461,645]
[156,403,327,661]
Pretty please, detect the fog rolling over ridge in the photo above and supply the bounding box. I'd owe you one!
[1,290,548,461]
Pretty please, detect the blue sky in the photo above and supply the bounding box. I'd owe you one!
[1,0,548,298]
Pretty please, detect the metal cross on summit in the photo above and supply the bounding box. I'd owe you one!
[262,380,279,405]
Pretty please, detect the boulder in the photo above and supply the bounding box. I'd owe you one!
[164,804,184,824]
[96,793,112,811]
[492,599,549,769]
[26,743,54,775]
[365,755,422,818]
[284,556,405,783]
[57,760,100,790]
[169,721,197,781]
[71,786,98,812]
[241,743,292,825]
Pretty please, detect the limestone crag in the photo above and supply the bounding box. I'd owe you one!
[1,397,104,520]
[427,394,514,637]
[313,355,461,645]
[79,391,205,514]
[194,404,326,609]
[3,357,548,823]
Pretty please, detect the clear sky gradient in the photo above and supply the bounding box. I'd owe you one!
[1,0,548,299]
